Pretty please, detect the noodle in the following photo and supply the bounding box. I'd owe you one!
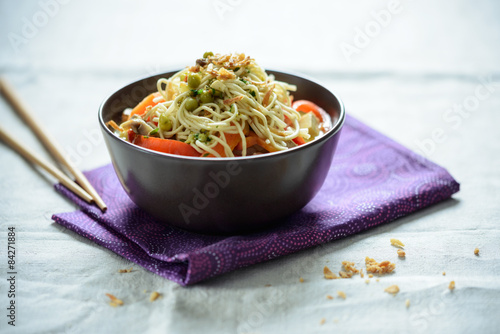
[117,52,328,157]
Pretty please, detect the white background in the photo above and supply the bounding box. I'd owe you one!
[0,0,499,333]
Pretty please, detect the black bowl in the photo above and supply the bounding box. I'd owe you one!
[99,70,345,234]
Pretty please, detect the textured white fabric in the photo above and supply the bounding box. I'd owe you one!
[0,1,499,333]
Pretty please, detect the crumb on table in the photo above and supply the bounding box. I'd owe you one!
[106,293,124,307]
[365,257,396,274]
[337,291,346,299]
[397,249,406,258]
[390,238,405,248]
[299,277,305,283]
[384,285,400,295]
[150,291,160,302]
[320,318,326,325]
[326,295,334,300]
[405,299,410,308]
[324,266,338,279]
[474,248,480,256]
[449,281,455,291]
[118,268,133,273]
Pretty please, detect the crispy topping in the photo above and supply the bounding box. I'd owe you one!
[106,293,124,307]
[474,248,479,256]
[149,291,160,302]
[390,238,405,248]
[384,285,400,295]
[397,249,406,258]
[365,257,396,274]
[337,291,346,299]
[217,67,237,80]
[323,266,338,279]
[449,281,455,290]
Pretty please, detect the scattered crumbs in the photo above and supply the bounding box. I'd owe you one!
[299,277,305,283]
[384,285,400,295]
[376,278,380,282]
[118,268,133,273]
[365,279,370,284]
[397,249,406,258]
[320,318,326,325]
[339,271,351,278]
[368,274,374,278]
[442,272,446,276]
[149,291,160,302]
[265,284,272,287]
[326,295,334,300]
[341,261,359,275]
[390,238,405,248]
[106,293,124,307]
[449,281,455,291]
[474,248,479,256]
[337,291,346,299]
[324,266,338,279]
[405,299,410,308]
[365,257,396,274]
[360,269,364,278]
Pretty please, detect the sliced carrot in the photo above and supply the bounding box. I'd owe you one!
[235,132,259,151]
[292,135,307,146]
[256,137,279,153]
[129,92,165,119]
[133,135,199,157]
[292,100,323,122]
[205,133,241,157]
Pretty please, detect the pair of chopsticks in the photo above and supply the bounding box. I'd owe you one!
[0,77,107,212]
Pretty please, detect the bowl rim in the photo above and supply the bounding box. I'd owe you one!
[98,68,345,162]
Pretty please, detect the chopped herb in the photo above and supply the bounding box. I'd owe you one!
[144,136,149,139]
[203,153,209,157]
[234,67,240,72]
[250,91,256,97]
[149,128,159,135]
[247,69,251,73]
[239,78,249,84]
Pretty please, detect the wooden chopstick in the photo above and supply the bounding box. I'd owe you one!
[0,126,93,204]
[0,77,107,212]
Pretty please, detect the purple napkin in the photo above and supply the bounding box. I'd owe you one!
[52,115,459,285]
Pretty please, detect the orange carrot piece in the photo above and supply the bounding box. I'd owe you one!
[205,133,241,157]
[235,132,259,151]
[292,100,323,122]
[129,92,165,119]
[256,137,279,153]
[293,135,307,146]
[133,136,199,157]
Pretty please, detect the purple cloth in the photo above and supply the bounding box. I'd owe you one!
[52,116,459,285]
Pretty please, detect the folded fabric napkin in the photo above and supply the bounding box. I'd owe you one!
[52,115,459,286]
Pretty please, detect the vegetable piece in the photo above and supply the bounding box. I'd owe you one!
[292,135,307,146]
[159,113,172,131]
[200,90,214,104]
[299,112,320,138]
[204,133,241,157]
[292,100,324,122]
[133,136,199,156]
[235,132,259,150]
[203,51,214,58]
[185,97,199,111]
[256,137,279,153]
[129,92,165,119]
[188,73,201,88]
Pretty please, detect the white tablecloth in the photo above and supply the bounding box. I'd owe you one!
[1,1,499,333]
